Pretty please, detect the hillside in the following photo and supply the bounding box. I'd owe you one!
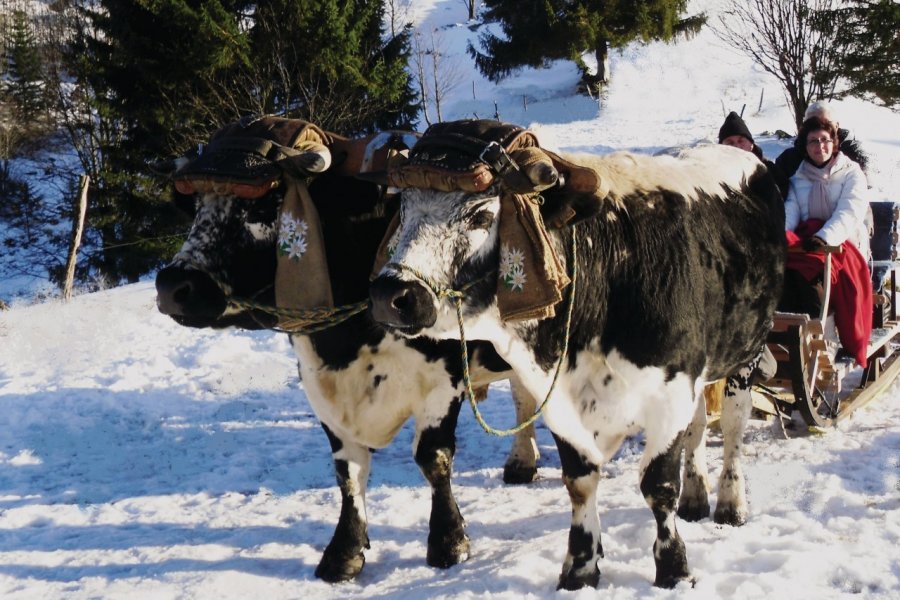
[1,1,899,598]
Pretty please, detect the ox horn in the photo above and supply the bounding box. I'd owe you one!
[504,147,560,193]
[148,150,199,177]
[279,141,332,176]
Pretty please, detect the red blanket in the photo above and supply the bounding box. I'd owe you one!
[785,220,872,367]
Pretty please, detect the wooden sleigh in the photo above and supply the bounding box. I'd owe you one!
[754,202,900,428]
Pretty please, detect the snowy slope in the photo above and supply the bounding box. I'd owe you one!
[2,0,899,598]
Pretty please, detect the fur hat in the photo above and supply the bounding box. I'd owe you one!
[718,111,754,144]
[804,101,837,125]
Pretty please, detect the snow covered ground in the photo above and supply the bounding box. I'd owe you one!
[2,0,899,598]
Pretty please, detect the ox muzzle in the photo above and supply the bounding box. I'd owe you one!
[369,274,438,335]
[155,265,276,329]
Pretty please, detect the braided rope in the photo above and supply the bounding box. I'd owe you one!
[229,296,370,334]
[207,272,369,334]
[388,229,577,437]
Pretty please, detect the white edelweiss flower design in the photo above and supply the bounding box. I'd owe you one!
[279,212,297,235]
[508,267,527,291]
[278,214,310,261]
[386,231,400,259]
[500,244,527,292]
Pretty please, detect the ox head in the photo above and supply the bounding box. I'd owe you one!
[369,121,603,338]
[155,117,331,329]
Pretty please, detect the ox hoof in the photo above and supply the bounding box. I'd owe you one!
[556,566,601,591]
[502,461,538,485]
[654,573,696,589]
[677,500,711,522]
[714,505,748,527]
[315,549,366,583]
[427,532,470,568]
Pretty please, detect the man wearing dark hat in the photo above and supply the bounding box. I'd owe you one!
[718,111,788,196]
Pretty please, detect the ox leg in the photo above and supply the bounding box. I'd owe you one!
[415,395,470,569]
[315,424,371,582]
[503,377,540,484]
[552,433,603,591]
[714,364,755,526]
[678,386,712,521]
[641,432,691,588]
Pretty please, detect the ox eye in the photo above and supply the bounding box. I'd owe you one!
[470,210,494,231]
[245,199,278,224]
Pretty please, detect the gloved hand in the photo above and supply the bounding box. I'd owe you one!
[801,236,827,252]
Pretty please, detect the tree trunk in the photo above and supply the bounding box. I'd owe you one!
[595,43,610,85]
[581,41,610,96]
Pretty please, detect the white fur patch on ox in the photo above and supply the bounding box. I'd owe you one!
[289,333,462,450]
[500,343,698,470]
[560,144,760,206]
[381,187,502,335]
[172,194,237,272]
[246,221,277,242]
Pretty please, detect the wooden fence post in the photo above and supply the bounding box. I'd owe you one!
[62,174,89,301]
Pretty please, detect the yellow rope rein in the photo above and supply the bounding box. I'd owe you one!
[229,295,370,334]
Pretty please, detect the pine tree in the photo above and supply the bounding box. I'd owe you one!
[51,0,417,286]
[820,0,900,108]
[51,0,233,284]
[469,0,705,93]
[247,0,418,134]
[5,9,46,120]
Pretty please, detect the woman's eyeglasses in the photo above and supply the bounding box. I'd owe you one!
[806,137,834,147]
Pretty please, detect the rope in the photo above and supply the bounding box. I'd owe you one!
[207,272,370,334]
[229,296,370,334]
[387,229,578,437]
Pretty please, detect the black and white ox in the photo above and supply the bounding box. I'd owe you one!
[370,134,785,589]
[154,117,541,582]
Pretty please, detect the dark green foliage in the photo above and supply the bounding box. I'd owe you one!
[819,0,900,108]
[469,0,704,91]
[245,0,418,134]
[52,1,202,285]
[74,0,253,160]
[0,161,69,288]
[4,9,47,120]
[51,0,417,287]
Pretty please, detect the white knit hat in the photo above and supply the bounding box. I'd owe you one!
[804,101,837,125]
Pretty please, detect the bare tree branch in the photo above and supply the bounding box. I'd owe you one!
[713,0,850,130]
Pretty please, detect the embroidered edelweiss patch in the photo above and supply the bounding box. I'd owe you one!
[278,213,309,261]
[386,230,400,260]
[499,244,526,291]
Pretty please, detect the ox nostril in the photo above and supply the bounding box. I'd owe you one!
[391,289,414,314]
[370,276,437,331]
[172,280,194,306]
[155,266,227,319]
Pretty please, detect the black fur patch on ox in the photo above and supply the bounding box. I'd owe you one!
[516,165,784,379]
[641,432,690,588]
[416,396,470,568]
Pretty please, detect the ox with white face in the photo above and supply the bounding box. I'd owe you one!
[370,143,785,590]
[372,187,503,337]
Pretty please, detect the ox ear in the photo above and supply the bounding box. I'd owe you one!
[536,151,609,229]
[277,141,332,177]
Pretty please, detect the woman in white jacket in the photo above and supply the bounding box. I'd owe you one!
[784,116,870,258]
[780,116,873,361]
